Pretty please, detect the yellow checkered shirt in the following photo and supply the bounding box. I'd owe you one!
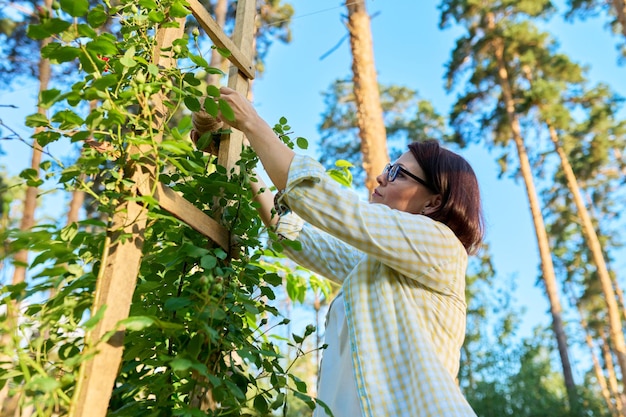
[277,155,477,417]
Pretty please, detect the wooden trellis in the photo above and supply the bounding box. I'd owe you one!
[68,2,256,416]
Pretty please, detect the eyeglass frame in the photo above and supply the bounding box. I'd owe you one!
[383,163,435,191]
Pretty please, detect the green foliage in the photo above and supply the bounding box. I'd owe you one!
[0,1,324,415]
[465,328,611,417]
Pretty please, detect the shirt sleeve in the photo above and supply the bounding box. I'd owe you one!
[277,154,464,293]
[275,212,364,284]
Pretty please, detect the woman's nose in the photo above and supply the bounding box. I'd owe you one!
[376,172,386,185]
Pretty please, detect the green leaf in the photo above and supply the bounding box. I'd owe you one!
[263,273,282,286]
[296,136,308,149]
[170,357,193,372]
[41,43,80,63]
[119,316,155,331]
[335,159,354,168]
[189,54,209,68]
[51,109,84,129]
[184,96,201,112]
[148,10,165,23]
[19,168,39,182]
[200,255,217,270]
[87,35,118,55]
[76,23,97,38]
[147,64,159,76]
[60,223,78,242]
[253,395,269,414]
[138,0,158,8]
[26,19,71,40]
[218,99,234,121]
[327,169,352,187]
[58,343,80,360]
[181,243,210,257]
[33,130,61,147]
[183,72,201,86]
[216,47,231,58]
[91,73,119,90]
[160,140,193,155]
[87,5,108,28]
[203,97,218,116]
[187,333,204,359]
[259,286,276,300]
[206,84,220,97]
[60,0,89,17]
[120,46,137,68]
[289,374,308,392]
[25,113,50,128]
[170,1,190,18]
[164,297,191,311]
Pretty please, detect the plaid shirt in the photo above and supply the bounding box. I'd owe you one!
[277,155,477,417]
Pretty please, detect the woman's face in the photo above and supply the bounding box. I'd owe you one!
[370,152,439,214]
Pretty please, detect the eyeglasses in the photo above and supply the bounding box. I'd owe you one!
[383,163,434,190]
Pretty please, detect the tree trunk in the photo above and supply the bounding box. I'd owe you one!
[486,11,577,408]
[585,325,616,415]
[611,0,626,38]
[567,283,621,416]
[601,327,626,415]
[345,0,389,193]
[9,38,51,293]
[547,124,626,398]
[0,1,52,413]
[581,190,626,322]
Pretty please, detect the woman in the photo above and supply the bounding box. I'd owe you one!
[196,87,484,417]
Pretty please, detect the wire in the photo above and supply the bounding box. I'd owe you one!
[262,0,365,29]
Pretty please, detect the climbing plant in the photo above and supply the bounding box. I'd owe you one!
[0,0,331,415]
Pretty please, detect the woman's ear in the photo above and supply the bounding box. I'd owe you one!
[423,194,442,215]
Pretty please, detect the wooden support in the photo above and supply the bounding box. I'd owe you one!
[188,0,255,79]
[68,199,149,417]
[137,180,230,250]
[69,20,186,417]
[218,0,257,174]
[69,0,258,413]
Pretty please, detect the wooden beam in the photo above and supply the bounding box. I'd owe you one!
[187,0,255,80]
[219,0,257,174]
[137,180,230,250]
[68,201,148,417]
[68,20,187,417]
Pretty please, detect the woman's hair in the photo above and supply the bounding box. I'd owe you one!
[408,140,484,255]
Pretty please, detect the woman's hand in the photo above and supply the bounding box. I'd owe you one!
[214,86,295,190]
[217,87,264,135]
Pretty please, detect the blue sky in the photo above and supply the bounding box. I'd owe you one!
[1,0,625,375]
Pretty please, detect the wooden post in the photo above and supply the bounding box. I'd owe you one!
[68,20,186,417]
[218,0,257,175]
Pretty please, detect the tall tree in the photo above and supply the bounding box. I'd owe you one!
[6,0,51,330]
[439,0,578,407]
[344,0,389,193]
[537,78,626,408]
[0,0,52,412]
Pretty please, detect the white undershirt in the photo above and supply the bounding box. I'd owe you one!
[314,291,362,417]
